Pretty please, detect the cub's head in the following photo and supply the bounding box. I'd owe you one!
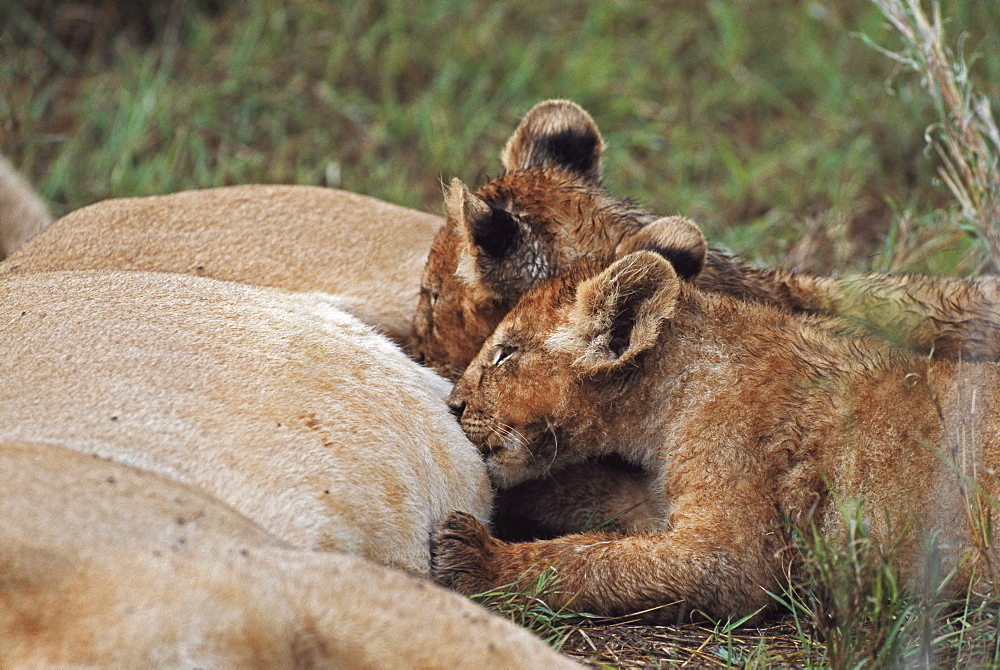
[447,251,685,488]
[412,100,706,379]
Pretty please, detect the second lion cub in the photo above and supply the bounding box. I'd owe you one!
[433,250,1000,620]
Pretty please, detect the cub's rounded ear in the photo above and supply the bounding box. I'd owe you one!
[570,251,681,374]
[615,216,707,281]
[501,100,604,184]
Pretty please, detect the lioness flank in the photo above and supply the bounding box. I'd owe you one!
[432,250,1000,621]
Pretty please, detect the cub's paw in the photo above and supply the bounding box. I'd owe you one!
[430,511,503,595]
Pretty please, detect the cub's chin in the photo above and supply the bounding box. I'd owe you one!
[486,455,549,489]
[483,430,570,488]
[485,456,540,489]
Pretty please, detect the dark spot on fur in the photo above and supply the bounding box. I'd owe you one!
[471,205,519,260]
[647,246,704,280]
[110,416,118,421]
[539,129,599,177]
[240,549,249,557]
[323,490,330,495]
[196,265,205,271]
[176,516,186,525]
[106,476,116,484]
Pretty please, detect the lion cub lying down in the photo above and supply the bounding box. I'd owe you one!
[0,440,574,668]
[432,250,1000,620]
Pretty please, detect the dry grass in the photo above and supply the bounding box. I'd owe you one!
[866,0,1000,271]
[560,619,808,668]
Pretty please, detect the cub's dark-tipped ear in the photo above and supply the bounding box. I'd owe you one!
[501,100,604,183]
[569,251,680,374]
[615,216,707,281]
[446,178,521,283]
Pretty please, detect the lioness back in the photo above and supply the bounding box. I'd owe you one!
[0,440,576,668]
[0,269,489,575]
[0,185,442,344]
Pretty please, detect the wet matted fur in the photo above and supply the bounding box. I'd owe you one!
[412,99,1000,379]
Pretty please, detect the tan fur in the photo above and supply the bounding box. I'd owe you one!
[0,184,442,345]
[433,251,1000,621]
[0,440,575,668]
[0,269,490,575]
[0,155,52,259]
[413,99,1000,378]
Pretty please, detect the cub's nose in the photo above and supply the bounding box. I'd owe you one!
[448,401,466,420]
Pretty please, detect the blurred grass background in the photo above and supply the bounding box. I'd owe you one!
[2,0,998,275]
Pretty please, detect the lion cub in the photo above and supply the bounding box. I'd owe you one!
[413,99,1000,377]
[432,250,1000,620]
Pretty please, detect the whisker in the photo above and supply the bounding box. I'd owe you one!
[544,423,560,475]
[497,421,533,457]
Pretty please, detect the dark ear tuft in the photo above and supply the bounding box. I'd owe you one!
[502,100,604,183]
[470,205,519,260]
[648,246,704,281]
[538,129,601,181]
[615,216,707,281]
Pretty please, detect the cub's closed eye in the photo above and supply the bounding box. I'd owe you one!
[491,345,517,367]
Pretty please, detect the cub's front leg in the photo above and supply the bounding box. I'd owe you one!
[431,510,779,621]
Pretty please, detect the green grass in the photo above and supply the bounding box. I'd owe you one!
[2,0,998,274]
[4,1,1000,666]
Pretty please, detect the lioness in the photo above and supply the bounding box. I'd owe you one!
[413,99,1000,377]
[0,184,442,345]
[0,440,575,668]
[0,155,52,259]
[0,270,489,575]
[432,250,1000,620]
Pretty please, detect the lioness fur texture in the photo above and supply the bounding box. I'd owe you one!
[0,184,442,345]
[412,99,1000,378]
[0,155,52,259]
[0,270,490,575]
[433,250,1000,621]
[0,440,576,668]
